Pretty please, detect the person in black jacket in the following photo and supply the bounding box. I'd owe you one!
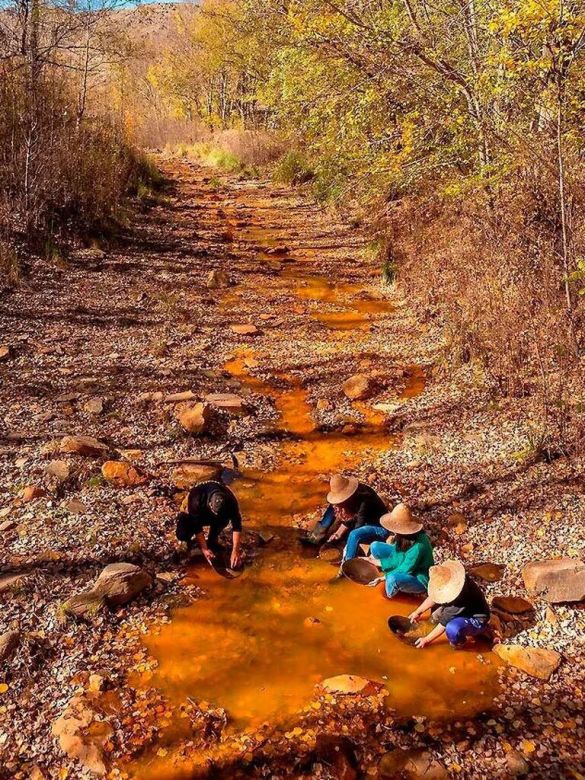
[303,474,387,547]
[176,481,243,569]
[408,559,491,649]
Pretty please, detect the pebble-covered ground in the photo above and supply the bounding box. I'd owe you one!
[0,157,583,779]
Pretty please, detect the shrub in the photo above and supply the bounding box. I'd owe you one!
[272,151,314,185]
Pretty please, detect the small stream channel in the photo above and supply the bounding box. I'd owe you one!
[126,200,499,778]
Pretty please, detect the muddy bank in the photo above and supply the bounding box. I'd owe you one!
[0,157,583,779]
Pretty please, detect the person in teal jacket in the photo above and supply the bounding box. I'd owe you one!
[368,504,434,598]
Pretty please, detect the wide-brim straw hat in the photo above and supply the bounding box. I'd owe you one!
[428,559,466,604]
[380,503,422,535]
[327,474,359,505]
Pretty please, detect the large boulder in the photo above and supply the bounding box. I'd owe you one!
[93,563,152,607]
[491,596,534,615]
[175,402,211,435]
[101,461,148,488]
[522,558,585,603]
[59,436,109,458]
[52,695,111,776]
[0,630,21,664]
[493,644,561,680]
[343,374,376,401]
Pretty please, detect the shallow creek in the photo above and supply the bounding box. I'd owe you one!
[127,208,499,778]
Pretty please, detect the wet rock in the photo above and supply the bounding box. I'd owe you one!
[52,695,111,776]
[175,402,212,435]
[378,748,449,779]
[321,674,373,694]
[493,644,561,680]
[21,485,46,502]
[164,390,196,403]
[313,734,358,780]
[101,460,148,487]
[63,590,105,619]
[505,750,530,776]
[522,558,585,603]
[59,435,109,457]
[491,596,534,615]
[0,630,21,664]
[470,563,505,582]
[93,562,152,607]
[45,459,71,482]
[231,323,259,336]
[304,616,322,628]
[257,530,274,546]
[205,392,247,413]
[172,463,221,489]
[343,373,376,401]
[207,269,232,289]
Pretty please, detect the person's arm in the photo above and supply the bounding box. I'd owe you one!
[230,530,242,568]
[408,594,436,622]
[196,531,215,563]
[415,622,445,649]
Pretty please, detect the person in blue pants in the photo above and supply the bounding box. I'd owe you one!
[366,504,434,598]
[408,559,491,649]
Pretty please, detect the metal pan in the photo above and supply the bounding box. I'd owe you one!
[387,615,431,646]
[341,558,380,585]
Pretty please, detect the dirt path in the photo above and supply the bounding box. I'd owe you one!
[1,158,584,779]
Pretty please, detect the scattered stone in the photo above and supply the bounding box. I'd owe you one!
[55,392,80,403]
[52,695,111,776]
[378,748,449,779]
[175,402,212,435]
[164,390,196,403]
[505,750,530,776]
[343,373,376,401]
[470,563,505,582]
[172,463,221,489]
[304,616,322,628]
[206,269,232,288]
[0,519,17,533]
[59,436,109,458]
[492,596,534,615]
[93,563,152,607]
[0,574,25,594]
[45,460,70,481]
[84,397,104,415]
[63,498,87,515]
[101,461,148,488]
[316,398,332,411]
[522,558,585,603]
[493,644,561,680]
[88,674,106,694]
[230,324,259,335]
[21,485,46,502]
[0,345,12,361]
[313,734,358,780]
[156,572,176,583]
[205,393,246,413]
[257,530,275,546]
[321,674,373,694]
[447,511,467,534]
[0,630,21,664]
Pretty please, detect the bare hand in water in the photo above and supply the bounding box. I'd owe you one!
[230,549,242,569]
[408,609,422,622]
[202,548,216,564]
[415,636,429,649]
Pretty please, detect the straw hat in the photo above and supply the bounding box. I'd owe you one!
[380,503,422,535]
[428,559,466,604]
[327,474,359,505]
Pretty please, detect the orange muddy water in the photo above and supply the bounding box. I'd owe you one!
[126,192,499,779]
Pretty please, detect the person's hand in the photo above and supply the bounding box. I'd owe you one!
[367,577,384,587]
[230,549,242,569]
[329,529,343,542]
[408,609,422,622]
[202,547,216,564]
[415,636,429,649]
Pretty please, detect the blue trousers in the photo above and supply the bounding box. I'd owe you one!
[370,541,427,598]
[445,617,488,646]
[343,524,389,562]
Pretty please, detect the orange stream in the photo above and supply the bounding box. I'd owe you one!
[126,214,498,779]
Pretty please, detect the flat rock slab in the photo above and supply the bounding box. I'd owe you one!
[205,393,247,412]
[0,574,26,594]
[321,674,374,694]
[494,644,561,680]
[470,563,506,582]
[492,595,534,615]
[59,435,109,457]
[522,558,585,604]
[231,324,259,335]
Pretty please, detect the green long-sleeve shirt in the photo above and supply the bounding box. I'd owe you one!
[379,532,435,587]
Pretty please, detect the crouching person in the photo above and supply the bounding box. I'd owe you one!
[368,505,434,598]
[176,480,243,569]
[408,560,490,649]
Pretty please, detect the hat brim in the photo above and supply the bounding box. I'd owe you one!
[380,513,423,535]
[327,477,359,505]
[428,560,466,603]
